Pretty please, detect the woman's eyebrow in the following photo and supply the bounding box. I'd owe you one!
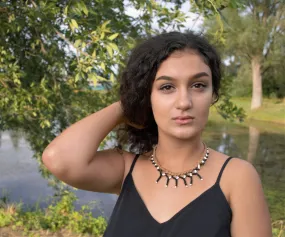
[155,72,210,81]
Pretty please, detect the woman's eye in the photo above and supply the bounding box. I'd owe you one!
[192,83,206,89]
[160,85,174,91]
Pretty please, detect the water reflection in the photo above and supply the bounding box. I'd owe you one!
[247,126,260,163]
[0,121,284,221]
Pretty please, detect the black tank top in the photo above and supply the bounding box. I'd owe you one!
[103,155,233,237]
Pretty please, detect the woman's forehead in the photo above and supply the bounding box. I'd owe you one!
[156,51,212,78]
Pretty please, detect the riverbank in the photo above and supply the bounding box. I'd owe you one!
[209,97,285,126]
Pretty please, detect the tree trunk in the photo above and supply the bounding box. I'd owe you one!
[251,56,263,110]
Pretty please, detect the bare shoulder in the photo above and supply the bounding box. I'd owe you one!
[210,148,260,186]
[209,149,262,199]
[215,154,262,195]
[225,157,261,187]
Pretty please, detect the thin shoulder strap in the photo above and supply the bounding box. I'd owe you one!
[216,157,234,184]
[129,154,140,174]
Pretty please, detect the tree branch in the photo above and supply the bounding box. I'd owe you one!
[261,65,271,75]
[0,79,8,88]
[55,30,90,58]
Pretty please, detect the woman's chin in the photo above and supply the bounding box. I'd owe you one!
[169,128,200,140]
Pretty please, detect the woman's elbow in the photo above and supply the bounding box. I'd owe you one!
[42,147,66,176]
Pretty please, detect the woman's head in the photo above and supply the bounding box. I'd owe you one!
[118,31,221,153]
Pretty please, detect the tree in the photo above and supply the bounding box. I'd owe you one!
[0,0,245,183]
[0,0,187,129]
[0,0,189,184]
[204,0,285,109]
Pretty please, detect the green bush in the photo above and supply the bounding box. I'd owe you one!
[0,190,107,236]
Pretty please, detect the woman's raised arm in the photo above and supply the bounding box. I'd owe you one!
[42,101,133,194]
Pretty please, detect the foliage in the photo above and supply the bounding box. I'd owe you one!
[212,70,246,122]
[272,220,285,237]
[191,0,244,16]
[0,0,247,182]
[0,0,248,132]
[203,1,285,100]
[0,0,190,185]
[190,0,245,43]
[0,190,107,236]
[265,187,285,223]
[0,0,187,130]
[265,185,285,236]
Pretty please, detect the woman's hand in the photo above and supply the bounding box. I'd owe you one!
[117,101,146,129]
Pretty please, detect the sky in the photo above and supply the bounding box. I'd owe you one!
[124,1,204,32]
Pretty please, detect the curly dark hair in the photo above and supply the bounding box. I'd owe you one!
[116,31,221,154]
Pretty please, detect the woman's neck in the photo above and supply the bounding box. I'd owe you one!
[154,137,205,173]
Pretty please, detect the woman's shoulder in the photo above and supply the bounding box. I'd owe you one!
[211,148,258,181]
[220,154,259,185]
[226,157,261,192]
[210,149,261,198]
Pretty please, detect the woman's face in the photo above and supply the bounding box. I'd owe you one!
[150,50,213,140]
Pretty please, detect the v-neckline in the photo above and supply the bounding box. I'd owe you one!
[129,173,219,225]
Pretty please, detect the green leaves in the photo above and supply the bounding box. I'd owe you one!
[70,19,79,32]
[108,33,119,41]
[71,19,79,29]
[106,44,113,57]
[191,0,244,16]
[215,97,246,122]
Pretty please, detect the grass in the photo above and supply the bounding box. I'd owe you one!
[231,97,285,124]
[272,221,285,237]
[209,97,285,133]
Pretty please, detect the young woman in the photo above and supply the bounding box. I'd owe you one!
[42,32,272,237]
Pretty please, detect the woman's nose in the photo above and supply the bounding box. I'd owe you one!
[175,89,192,111]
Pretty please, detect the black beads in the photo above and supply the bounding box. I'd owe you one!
[156,170,163,183]
[193,172,203,180]
[166,176,171,187]
[174,176,179,188]
[181,175,188,187]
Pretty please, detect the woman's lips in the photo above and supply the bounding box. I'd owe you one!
[173,116,195,125]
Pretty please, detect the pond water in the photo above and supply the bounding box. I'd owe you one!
[0,121,284,221]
